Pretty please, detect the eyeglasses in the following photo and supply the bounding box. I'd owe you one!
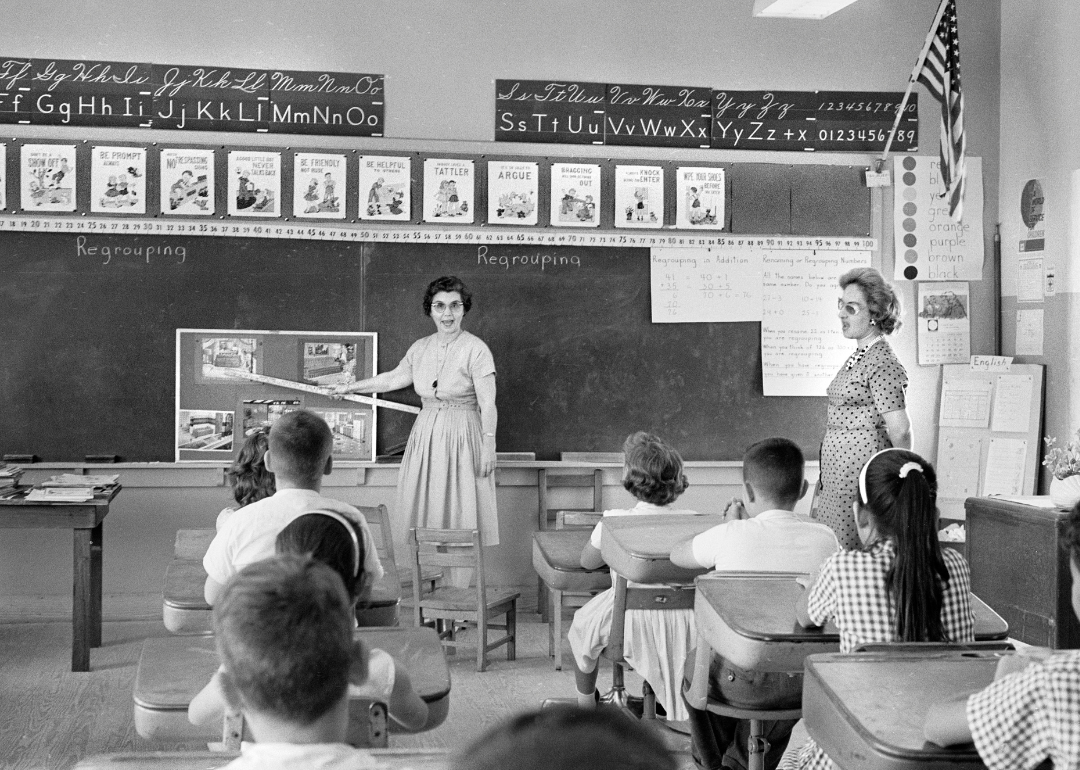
[837,299,864,316]
[432,301,464,314]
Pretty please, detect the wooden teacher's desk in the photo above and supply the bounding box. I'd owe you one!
[803,650,997,770]
[599,514,724,584]
[0,485,120,672]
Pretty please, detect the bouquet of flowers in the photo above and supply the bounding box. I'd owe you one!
[1043,429,1080,481]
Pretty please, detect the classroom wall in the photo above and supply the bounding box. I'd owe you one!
[0,1,1003,608]
[998,0,1080,490]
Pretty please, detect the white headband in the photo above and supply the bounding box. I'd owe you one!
[858,448,923,504]
[299,509,361,578]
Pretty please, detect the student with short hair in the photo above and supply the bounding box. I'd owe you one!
[202,410,382,606]
[211,554,380,769]
[452,704,678,770]
[567,431,699,720]
[923,501,1080,770]
[670,437,839,770]
[191,511,428,732]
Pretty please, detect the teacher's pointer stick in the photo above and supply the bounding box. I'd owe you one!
[217,368,421,414]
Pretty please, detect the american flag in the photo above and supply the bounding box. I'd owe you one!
[916,0,966,221]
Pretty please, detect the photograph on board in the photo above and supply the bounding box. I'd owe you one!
[358,155,410,221]
[21,143,77,212]
[161,148,214,216]
[487,160,538,225]
[293,152,346,219]
[177,410,234,453]
[614,165,663,229]
[228,150,281,217]
[302,342,357,387]
[240,399,302,437]
[423,158,474,223]
[550,162,600,227]
[201,337,259,381]
[90,146,146,214]
[311,408,371,461]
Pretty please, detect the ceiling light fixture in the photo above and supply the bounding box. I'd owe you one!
[752,0,860,20]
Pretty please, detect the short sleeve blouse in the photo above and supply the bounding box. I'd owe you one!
[399,331,495,403]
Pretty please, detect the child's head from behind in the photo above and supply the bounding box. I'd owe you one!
[267,410,333,488]
[858,448,949,641]
[742,437,806,511]
[276,510,369,606]
[213,554,364,727]
[621,431,688,505]
[228,429,275,507]
[453,705,677,770]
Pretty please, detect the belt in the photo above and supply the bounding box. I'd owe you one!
[421,399,479,411]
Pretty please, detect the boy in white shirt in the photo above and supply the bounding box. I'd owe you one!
[203,409,382,606]
[670,437,839,770]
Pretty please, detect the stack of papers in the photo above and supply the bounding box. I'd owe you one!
[0,465,23,488]
[25,488,96,502]
[24,473,119,502]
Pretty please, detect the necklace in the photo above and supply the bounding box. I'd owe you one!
[844,335,882,371]
[432,332,461,391]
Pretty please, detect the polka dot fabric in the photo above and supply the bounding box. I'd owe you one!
[815,341,907,549]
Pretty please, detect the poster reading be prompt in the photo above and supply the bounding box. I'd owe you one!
[893,155,983,281]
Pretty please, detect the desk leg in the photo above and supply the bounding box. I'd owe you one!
[72,528,92,672]
[90,522,104,647]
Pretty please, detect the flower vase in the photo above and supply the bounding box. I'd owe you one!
[1049,475,1080,509]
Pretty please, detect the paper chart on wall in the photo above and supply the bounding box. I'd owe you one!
[674,167,725,229]
[21,144,77,212]
[937,436,982,500]
[614,165,663,229]
[423,158,474,224]
[982,438,1027,497]
[487,161,538,226]
[938,377,992,428]
[358,156,410,221]
[228,151,281,217]
[990,374,1033,434]
[651,247,760,322]
[1015,309,1044,356]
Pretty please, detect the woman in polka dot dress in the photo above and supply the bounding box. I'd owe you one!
[814,267,912,550]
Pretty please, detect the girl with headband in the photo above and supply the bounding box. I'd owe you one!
[780,449,975,770]
[189,510,428,733]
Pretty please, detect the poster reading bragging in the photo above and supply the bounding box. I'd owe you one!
[549,163,600,227]
[161,148,214,216]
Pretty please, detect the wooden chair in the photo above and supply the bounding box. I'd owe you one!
[531,510,610,670]
[407,528,519,672]
[599,574,695,719]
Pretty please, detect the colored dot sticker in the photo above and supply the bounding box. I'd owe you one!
[902,157,917,170]
[903,203,917,216]
[903,234,917,247]
[902,218,917,232]
[902,172,917,186]
[903,188,917,201]
[905,249,919,263]
[904,265,919,280]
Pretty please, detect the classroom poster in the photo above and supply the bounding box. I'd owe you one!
[487,160,538,225]
[423,158,474,223]
[675,167,725,229]
[358,155,410,221]
[228,150,281,217]
[549,163,600,227]
[614,165,663,229]
[293,152,346,219]
[1018,178,1046,255]
[177,410,234,455]
[916,281,971,365]
[893,155,984,281]
[20,143,77,212]
[90,146,147,214]
[0,144,5,210]
[651,246,761,323]
[160,148,214,216]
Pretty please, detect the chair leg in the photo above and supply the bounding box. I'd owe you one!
[747,719,767,770]
[538,578,549,623]
[477,611,488,672]
[552,590,562,670]
[642,680,656,720]
[507,602,517,661]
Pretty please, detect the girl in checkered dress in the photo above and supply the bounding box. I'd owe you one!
[779,449,975,770]
[922,501,1080,770]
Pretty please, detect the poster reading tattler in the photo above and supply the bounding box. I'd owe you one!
[423,158,474,223]
[91,146,147,214]
[293,153,346,219]
[614,165,663,229]
[21,143,77,212]
[675,167,725,229]
[358,155,410,221]
[228,150,281,217]
[161,148,214,216]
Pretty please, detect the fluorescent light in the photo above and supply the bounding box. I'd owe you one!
[753,0,860,19]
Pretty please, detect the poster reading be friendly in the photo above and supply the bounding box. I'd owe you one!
[550,163,600,227]
[358,155,411,221]
[293,153,346,219]
[161,148,214,216]
[21,144,77,212]
[91,146,147,214]
[228,151,281,217]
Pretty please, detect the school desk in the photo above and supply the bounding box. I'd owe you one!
[0,485,121,671]
[599,514,724,584]
[802,650,997,770]
[691,574,1010,678]
[133,626,452,742]
[162,556,403,634]
[75,749,450,770]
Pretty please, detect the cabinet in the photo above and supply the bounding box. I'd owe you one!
[965,497,1080,649]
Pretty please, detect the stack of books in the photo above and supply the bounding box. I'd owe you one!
[24,473,119,502]
[0,465,24,499]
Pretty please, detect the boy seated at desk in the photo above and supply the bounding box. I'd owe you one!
[203,409,383,607]
[211,554,383,769]
[670,437,840,770]
[924,500,1080,770]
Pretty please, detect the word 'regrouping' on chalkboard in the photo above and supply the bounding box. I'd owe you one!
[0,58,384,136]
[496,80,918,153]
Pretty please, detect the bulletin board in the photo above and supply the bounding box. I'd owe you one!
[935,362,1045,520]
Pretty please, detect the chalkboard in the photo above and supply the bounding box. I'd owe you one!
[0,231,363,462]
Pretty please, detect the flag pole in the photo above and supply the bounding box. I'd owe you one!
[873,0,952,173]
